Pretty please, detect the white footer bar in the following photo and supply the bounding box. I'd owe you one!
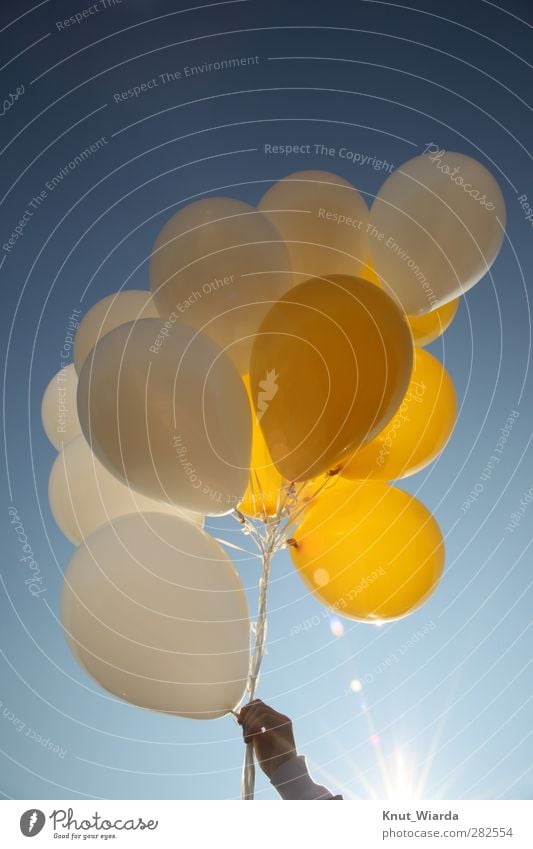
[1,799,532,847]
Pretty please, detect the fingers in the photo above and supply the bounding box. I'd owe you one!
[238,701,274,731]
[238,700,290,727]
[242,713,270,744]
[238,702,292,744]
[236,699,264,724]
[239,704,269,742]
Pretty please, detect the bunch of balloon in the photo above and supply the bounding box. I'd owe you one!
[40,157,505,800]
[239,156,504,796]
[40,198,299,799]
[43,292,253,721]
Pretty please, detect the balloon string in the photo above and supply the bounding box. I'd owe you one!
[241,524,276,800]
[238,473,341,798]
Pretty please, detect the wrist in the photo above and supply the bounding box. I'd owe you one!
[270,755,339,800]
[264,748,297,779]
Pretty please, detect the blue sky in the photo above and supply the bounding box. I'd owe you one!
[1,0,532,799]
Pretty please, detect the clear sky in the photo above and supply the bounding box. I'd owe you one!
[1,0,532,800]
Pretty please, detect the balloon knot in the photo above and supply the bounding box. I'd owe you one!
[328,466,342,477]
[286,538,298,549]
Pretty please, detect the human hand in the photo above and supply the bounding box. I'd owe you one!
[237,699,297,779]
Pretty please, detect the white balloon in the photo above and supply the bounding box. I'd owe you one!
[369,151,506,315]
[74,290,160,374]
[77,318,252,515]
[259,170,370,282]
[41,364,81,450]
[61,512,250,719]
[49,435,203,544]
[150,197,292,372]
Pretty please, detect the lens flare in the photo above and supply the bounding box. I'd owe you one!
[330,616,345,637]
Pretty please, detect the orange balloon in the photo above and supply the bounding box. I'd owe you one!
[408,299,459,347]
[250,276,413,482]
[341,347,457,481]
[238,374,334,518]
[360,261,381,287]
[290,479,445,621]
[238,376,285,518]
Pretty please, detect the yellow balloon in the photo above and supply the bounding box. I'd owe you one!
[341,348,457,481]
[360,260,382,287]
[360,264,459,347]
[238,376,329,518]
[408,299,459,347]
[289,479,444,621]
[238,376,285,518]
[249,275,413,482]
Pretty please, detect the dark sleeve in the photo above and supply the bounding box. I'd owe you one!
[270,755,342,800]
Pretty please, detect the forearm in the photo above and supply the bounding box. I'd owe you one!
[270,755,342,800]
